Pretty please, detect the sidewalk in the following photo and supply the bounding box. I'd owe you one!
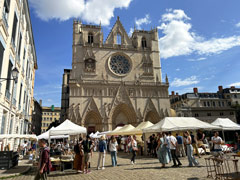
[0,159,32,179]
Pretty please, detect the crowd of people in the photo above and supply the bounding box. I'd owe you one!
[34,130,239,180]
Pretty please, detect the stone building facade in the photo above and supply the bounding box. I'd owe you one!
[41,106,61,133]
[170,87,237,123]
[62,17,170,133]
[0,0,37,149]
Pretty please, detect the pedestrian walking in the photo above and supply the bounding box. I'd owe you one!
[73,137,84,173]
[184,131,199,167]
[82,135,93,174]
[211,131,223,159]
[190,132,201,158]
[34,139,52,180]
[165,132,172,161]
[109,136,118,167]
[176,133,185,157]
[156,133,169,168]
[97,135,107,170]
[129,135,138,164]
[169,132,182,167]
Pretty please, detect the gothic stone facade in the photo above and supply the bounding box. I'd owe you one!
[66,17,170,132]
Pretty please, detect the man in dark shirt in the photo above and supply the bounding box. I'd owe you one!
[82,135,93,174]
[176,133,185,157]
[34,139,51,180]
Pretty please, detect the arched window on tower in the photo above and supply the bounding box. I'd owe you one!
[88,32,94,44]
[141,37,147,48]
[117,33,121,45]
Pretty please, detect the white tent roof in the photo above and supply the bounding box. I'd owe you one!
[49,119,87,136]
[143,117,220,133]
[91,131,102,139]
[0,134,38,140]
[108,125,135,135]
[38,127,69,140]
[211,118,240,130]
[120,121,154,135]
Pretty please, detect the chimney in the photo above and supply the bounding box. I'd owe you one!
[171,91,175,96]
[193,87,198,94]
[231,86,235,89]
[39,99,42,107]
[218,86,223,92]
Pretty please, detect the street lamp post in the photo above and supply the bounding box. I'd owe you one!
[0,67,19,149]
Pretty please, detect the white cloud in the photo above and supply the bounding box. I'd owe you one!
[159,9,240,59]
[171,76,199,87]
[188,57,206,62]
[29,0,132,25]
[128,27,134,36]
[135,14,151,29]
[176,68,180,71]
[236,22,240,28]
[229,82,240,87]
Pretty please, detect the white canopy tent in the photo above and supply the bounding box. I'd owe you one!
[108,125,135,136]
[91,131,102,139]
[49,119,87,136]
[143,117,220,133]
[37,127,69,140]
[0,134,38,140]
[211,118,240,141]
[120,121,154,135]
[211,118,240,130]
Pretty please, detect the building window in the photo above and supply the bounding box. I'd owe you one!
[207,101,210,107]
[50,118,52,120]
[212,102,216,107]
[117,33,121,45]
[203,102,207,107]
[5,60,13,99]
[88,32,93,44]
[228,102,232,106]
[218,102,221,107]
[194,113,199,117]
[18,34,22,57]
[207,113,211,116]
[236,101,239,105]
[222,102,225,107]
[11,13,18,46]
[0,42,5,76]
[220,112,224,116]
[0,113,7,134]
[141,37,147,48]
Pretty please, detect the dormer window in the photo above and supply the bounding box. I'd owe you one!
[117,33,121,45]
[88,32,93,44]
[141,37,147,48]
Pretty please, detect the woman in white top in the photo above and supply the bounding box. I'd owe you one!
[129,135,138,164]
[184,131,199,167]
[109,136,118,167]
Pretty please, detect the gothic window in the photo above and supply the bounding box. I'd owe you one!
[117,33,121,45]
[84,58,96,72]
[109,55,130,75]
[141,37,147,48]
[88,32,94,44]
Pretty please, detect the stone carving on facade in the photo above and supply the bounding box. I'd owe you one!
[74,103,82,123]
[142,54,153,76]
[132,35,138,48]
[82,97,102,123]
[84,48,96,73]
[143,98,160,120]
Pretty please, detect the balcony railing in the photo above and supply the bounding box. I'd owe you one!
[5,90,11,100]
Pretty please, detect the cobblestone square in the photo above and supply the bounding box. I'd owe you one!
[7,152,213,180]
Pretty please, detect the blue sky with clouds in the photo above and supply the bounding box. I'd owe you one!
[29,0,240,107]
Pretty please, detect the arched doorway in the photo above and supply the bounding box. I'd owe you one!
[84,111,102,133]
[145,111,160,124]
[111,103,137,129]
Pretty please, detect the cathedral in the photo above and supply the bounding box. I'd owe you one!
[61,17,171,133]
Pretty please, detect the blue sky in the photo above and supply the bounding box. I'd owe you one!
[29,0,240,107]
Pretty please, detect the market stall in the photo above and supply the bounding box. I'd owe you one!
[47,120,87,171]
[107,124,135,136]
